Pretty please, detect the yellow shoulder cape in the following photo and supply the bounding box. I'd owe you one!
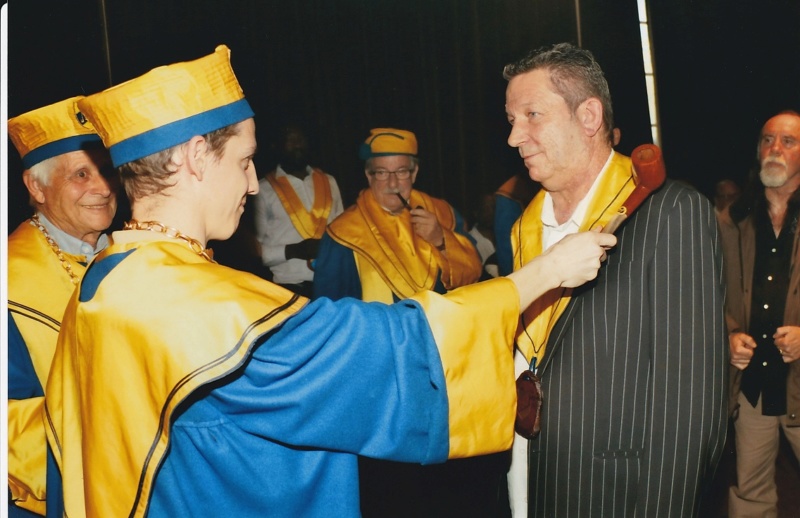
[328,189,481,302]
[44,240,306,517]
[8,220,88,387]
[8,220,89,515]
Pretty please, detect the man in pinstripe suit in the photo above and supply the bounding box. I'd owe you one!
[502,43,729,517]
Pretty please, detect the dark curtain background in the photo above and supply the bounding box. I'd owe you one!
[650,0,800,196]
[6,0,800,232]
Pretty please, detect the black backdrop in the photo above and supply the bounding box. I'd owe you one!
[6,0,800,231]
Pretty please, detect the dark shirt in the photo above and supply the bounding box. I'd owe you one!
[741,203,797,415]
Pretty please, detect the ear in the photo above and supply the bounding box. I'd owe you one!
[578,97,604,138]
[22,171,46,205]
[185,135,210,181]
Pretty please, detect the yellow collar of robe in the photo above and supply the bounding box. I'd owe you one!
[44,239,306,517]
[328,188,456,300]
[511,152,637,366]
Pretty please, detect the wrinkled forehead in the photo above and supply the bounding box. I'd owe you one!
[505,69,562,111]
[762,113,800,138]
[368,154,415,169]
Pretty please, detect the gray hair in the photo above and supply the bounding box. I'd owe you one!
[24,156,60,207]
[27,155,59,186]
[503,43,615,146]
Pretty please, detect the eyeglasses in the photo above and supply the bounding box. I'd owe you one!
[368,167,413,180]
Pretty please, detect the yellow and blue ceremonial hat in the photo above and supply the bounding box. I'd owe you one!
[78,44,253,167]
[8,96,102,169]
[358,127,418,160]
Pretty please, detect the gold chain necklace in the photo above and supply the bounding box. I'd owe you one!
[30,214,79,285]
[124,219,214,262]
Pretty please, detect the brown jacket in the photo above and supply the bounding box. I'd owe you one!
[718,204,800,425]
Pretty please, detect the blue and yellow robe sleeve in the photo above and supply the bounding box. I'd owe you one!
[7,313,47,516]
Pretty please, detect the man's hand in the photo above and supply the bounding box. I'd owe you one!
[285,238,321,261]
[730,331,756,370]
[410,207,445,249]
[775,325,800,363]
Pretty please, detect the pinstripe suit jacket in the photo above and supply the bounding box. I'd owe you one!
[527,180,729,517]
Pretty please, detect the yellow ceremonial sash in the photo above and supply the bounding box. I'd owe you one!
[44,240,306,518]
[512,152,636,365]
[8,220,89,516]
[265,168,333,239]
[328,189,457,301]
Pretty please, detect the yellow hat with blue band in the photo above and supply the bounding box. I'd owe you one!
[77,44,253,168]
[358,127,418,160]
[8,96,102,169]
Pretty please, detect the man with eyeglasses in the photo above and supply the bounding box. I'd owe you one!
[313,128,497,516]
[313,127,481,303]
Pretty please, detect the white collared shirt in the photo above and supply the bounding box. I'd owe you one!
[541,151,614,251]
[253,165,344,284]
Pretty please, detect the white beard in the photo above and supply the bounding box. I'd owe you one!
[759,159,789,188]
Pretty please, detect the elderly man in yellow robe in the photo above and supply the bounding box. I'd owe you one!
[313,128,481,303]
[312,129,499,515]
[7,97,117,516]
